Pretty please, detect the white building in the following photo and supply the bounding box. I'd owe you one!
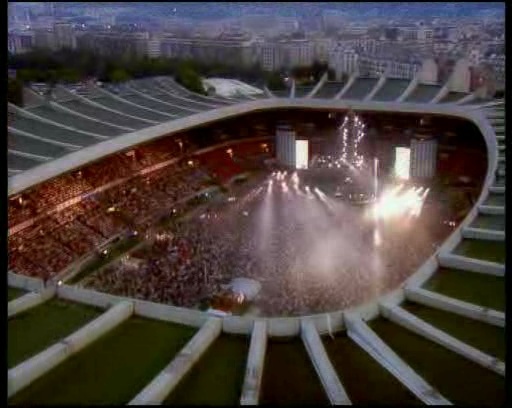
[54,23,76,49]
[8,31,34,54]
[160,34,256,67]
[312,37,332,63]
[280,39,314,68]
[259,42,281,71]
[483,54,505,84]
[329,46,359,80]
[147,38,161,58]
[257,39,314,71]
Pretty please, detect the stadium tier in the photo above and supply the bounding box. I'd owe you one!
[7,74,505,405]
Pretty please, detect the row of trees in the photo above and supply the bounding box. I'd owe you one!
[8,48,340,104]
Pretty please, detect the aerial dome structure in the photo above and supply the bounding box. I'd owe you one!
[7,71,505,405]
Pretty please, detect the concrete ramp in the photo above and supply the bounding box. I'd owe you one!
[344,313,451,405]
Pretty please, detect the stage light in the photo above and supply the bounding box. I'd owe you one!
[394,147,411,180]
[373,229,382,247]
[372,183,429,220]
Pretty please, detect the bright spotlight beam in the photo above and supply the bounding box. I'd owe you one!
[372,184,429,220]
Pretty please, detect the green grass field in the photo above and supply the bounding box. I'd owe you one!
[369,317,505,406]
[453,239,505,264]
[260,338,329,405]
[322,333,421,405]
[7,287,26,302]
[483,193,505,207]
[469,214,505,231]
[8,298,102,369]
[164,335,249,405]
[423,267,505,311]
[9,317,196,405]
[401,301,505,361]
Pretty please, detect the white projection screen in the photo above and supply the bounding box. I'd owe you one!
[394,147,410,179]
[295,140,309,169]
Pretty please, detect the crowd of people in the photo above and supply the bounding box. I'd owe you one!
[84,171,461,317]
[8,124,466,316]
[8,135,270,280]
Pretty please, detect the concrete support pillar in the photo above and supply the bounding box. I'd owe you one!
[344,312,451,405]
[438,253,504,276]
[50,101,134,132]
[380,304,504,376]
[301,319,352,405]
[95,86,175,119]
[55,84,159,125]
[396,77,419,102]
[478,205,504,215]
[489,186,505,194]
[364,73,386,101]
[129,318,222,405]
[307,73,328,98]
[263,86,276,98]
[8,287,56,318]
[290,79,296,98]
[456,93,476,105]
[335,72,358,100]
[240,320,268,405]
[8,301,134,398]
[404,287,504,327]
[430,83,450,104]
[461,227,505,241]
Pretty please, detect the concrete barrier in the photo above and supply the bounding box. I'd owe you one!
[364,73,387,102]
[57,284,123,309]
[301,319,352,405]
[223,315,257,335]
[334,73,357,99]
[438,253,505,276]
[8,271,43,292]
[8,301,134,398]
[8,286,56,318]
[128,318,222,405]
[344,299,381,322]
[404,287,504,327]
[405,255,439,289]
[134,299,208,328]
[306,311,345,335]
[267,317,301,337]
[380,304,505,376]
[344,312,451,405]
[240,321,268,405]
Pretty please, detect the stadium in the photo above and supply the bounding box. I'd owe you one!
[8,72,505,405]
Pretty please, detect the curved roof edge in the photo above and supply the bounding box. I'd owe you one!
[8,98,490,197]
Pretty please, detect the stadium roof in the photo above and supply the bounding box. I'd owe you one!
[7,73,497,196]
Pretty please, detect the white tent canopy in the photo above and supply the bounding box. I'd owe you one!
[228,277,262,301]
[202,78,264,98]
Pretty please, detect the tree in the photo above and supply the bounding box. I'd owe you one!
[8,78,24,106]
[57,67,81,83]
[175,63,205,94]
[266,72,286,90]
[109,68,131,83]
